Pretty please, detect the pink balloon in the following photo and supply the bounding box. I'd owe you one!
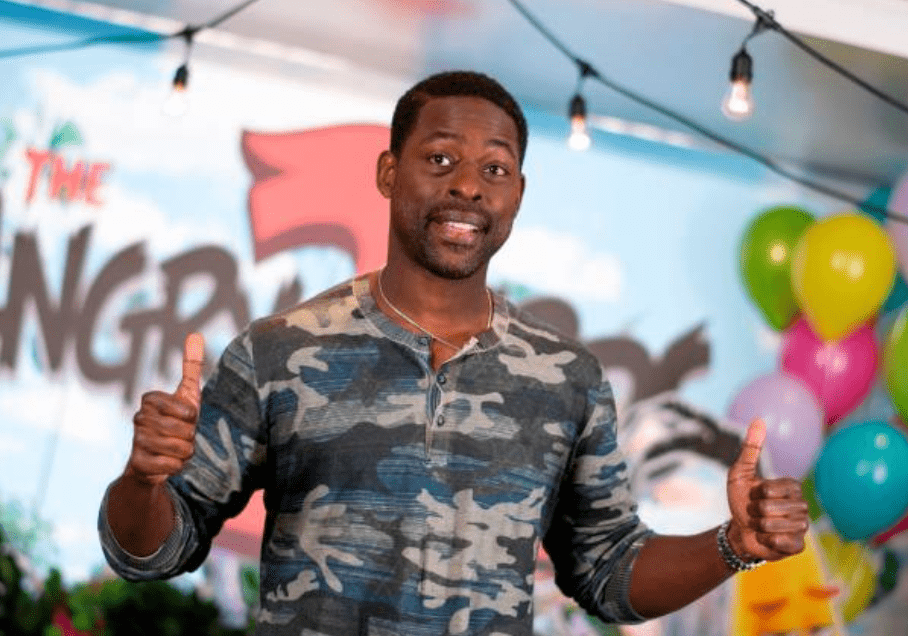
[887,171,908,281]
[781,318,879,425]
[871,510,908,546]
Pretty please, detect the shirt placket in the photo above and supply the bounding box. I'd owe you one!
[419,347,454,599]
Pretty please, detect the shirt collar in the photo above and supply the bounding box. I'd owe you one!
[352,271,507,353]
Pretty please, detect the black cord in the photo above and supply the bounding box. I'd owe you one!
[0,31,166,59]
[505,0,908,225]
[204,0,263,30]
[0,0,264,60]
[0,0,904,223]
[735,0,908,117]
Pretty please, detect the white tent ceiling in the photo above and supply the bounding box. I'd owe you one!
[10,0,908,189]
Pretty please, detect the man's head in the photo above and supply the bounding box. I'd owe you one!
[390,70,528,167]
[377,72,526,281]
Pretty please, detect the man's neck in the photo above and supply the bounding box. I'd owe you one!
[371,264,492,346]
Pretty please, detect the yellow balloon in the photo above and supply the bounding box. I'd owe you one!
[818,531,877,623]
[728,531,840,635]
[792,212,896,340]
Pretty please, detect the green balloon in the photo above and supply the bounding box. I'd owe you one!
[884,306,908,422]
[800,472,824,522]
[740,206,815,330]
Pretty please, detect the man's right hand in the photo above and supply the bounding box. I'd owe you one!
[124,332,205,485]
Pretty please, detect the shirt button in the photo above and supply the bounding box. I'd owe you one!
[437,373,447,385]
[437,415,445,426]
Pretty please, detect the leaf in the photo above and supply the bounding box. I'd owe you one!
[49,122,82,150]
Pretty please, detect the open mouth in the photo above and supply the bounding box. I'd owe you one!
[436,219,482,243]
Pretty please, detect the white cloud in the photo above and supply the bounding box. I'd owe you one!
[491,226,623,302]
[53,517,100,550]
[88,181,228,255]
[51,518,105,582]
[0,375,123,445]
[0,433,26,456]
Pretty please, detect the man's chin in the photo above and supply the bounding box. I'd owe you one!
[414,240,499,280]
[426,264,480,280]
[422,255,485,280]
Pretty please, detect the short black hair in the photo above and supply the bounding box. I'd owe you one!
[389,70,528,166]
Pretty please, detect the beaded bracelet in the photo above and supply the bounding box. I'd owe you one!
[717,520,765,572]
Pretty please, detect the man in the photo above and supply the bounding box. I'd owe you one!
[100,71,809,635]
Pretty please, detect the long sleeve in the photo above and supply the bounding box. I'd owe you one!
[543,379,653,623]
[99,330,268,579]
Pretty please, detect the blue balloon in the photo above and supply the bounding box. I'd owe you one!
[814,420,908,541]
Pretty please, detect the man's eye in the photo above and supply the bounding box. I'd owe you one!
[429,154,452,166]
[486,164,509,176]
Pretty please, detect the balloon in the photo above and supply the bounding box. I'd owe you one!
[814,420,908,541]
[792,212,896,341]
[860,186,893,224]
[739,206,815,330]
[883,307,908,423]
[800,472,824,521]
[886,172,908,284]
[817,531,876,623]
[781,318,879,425]
[871,509,908,546]
[727,371,824,479]
[860,187,908,312]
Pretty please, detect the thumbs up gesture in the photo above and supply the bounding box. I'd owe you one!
[724,419,810,563]
[125,333,205,486]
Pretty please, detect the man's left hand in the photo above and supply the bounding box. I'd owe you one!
[725,418,810,562]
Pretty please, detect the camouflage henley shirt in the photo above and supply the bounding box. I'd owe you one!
[100,273,652,635]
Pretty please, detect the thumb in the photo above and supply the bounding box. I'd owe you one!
[730,418,766,479]
[174,332,205,408]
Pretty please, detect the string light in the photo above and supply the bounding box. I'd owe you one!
[721,13,770,122]
[567,93,590,150]
[162,29,194,117]
[722,48,754,121]
[504,0,908,226]
[566,63,595,151]
[1,0,907,225]
[735,0,908,118]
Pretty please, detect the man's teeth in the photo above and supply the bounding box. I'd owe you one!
[446,221,478,231]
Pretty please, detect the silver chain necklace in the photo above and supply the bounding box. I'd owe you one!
[376,267,493,351]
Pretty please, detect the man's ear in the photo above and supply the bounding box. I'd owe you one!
[376,150,397,199]
[516,172,526,210]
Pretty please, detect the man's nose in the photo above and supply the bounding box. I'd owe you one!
[448,163,482,201]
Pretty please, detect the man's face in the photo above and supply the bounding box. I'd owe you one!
[377,95,525,280]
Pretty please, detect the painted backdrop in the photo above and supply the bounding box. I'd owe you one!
[1,4,906,635]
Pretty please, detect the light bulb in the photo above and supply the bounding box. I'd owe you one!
[162,63,190,117]
[567,94,591,151]
[722,80,754,120]
[722,48,754,121]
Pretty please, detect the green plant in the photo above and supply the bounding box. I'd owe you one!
[2,525,252,636]
[0,495,57,571]
[0,526,57,636]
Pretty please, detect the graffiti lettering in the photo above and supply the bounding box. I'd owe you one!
[0,199,302,401]
[24,148,110,205]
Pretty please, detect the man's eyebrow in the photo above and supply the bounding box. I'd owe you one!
[421,130,518,160]
[487,137,518,160]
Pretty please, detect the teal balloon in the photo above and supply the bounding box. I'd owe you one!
[739,206,815,330]
[814,420,908,541]
[860,187,908,312]
[859,186,892,223]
